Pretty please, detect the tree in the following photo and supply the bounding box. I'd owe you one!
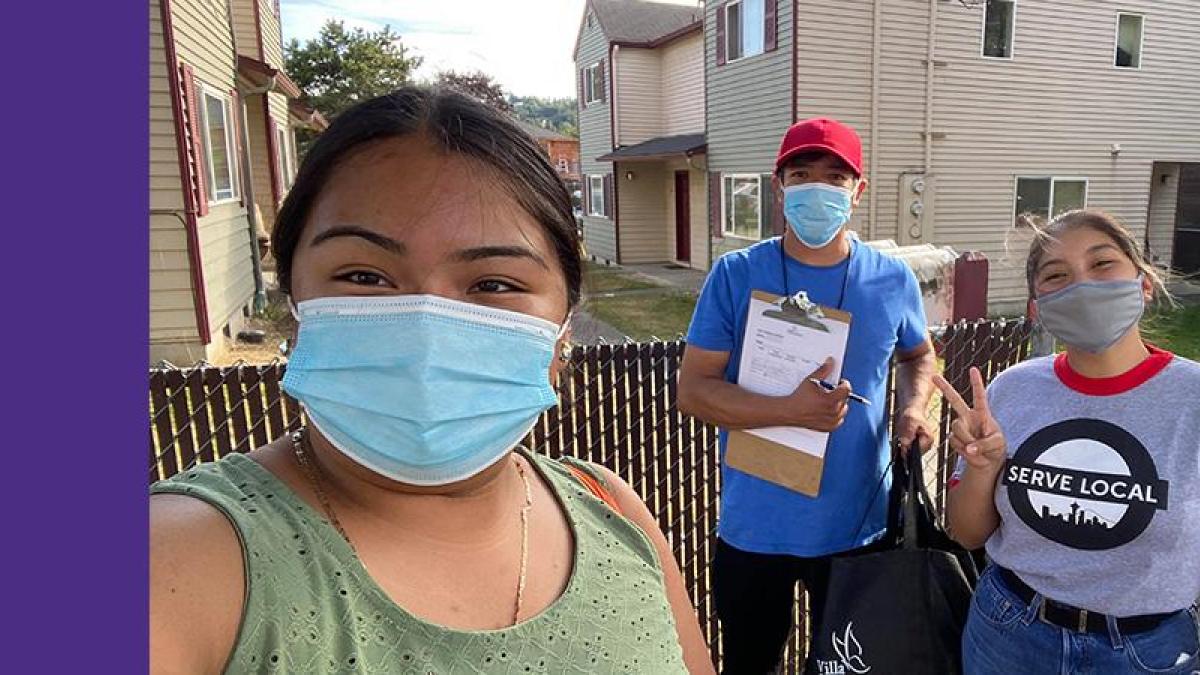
[285,20,422,119]
[434,70,512,113]
[510,96,578,138]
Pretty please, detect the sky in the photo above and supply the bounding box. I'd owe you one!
[279,0,700,99]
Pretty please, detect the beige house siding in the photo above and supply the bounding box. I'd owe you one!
[166,0,257,353]
[1147,163,1180,268]
[230,0,258,58]
[577,9,616,262]
[151,0,199,347]
[258,0,285,68]
[661,32,705,136]
[617,164,670,263]
[793,2,875,234]
[616,47,663,146]
[925,0,1200,312]
[778,0,1200,313]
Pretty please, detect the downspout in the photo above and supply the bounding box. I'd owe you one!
[232,0,276,312]
[238,78,277,312]
[924,0,938,174]
[868,0,882,239]
[610,43,622,263]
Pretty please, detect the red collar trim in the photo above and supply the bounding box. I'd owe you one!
[1054,344,1174,396]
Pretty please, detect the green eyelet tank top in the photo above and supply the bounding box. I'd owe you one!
[151,448,688,674]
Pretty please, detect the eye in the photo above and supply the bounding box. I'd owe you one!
[1042,272,1066,283]
[1093,259,1115,269]
[336,270,390,287]
[471,278,522,294]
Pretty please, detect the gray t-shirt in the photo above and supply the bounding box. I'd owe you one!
[953,348,1200,616]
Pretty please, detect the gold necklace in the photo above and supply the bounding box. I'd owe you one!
[289,429,534,626]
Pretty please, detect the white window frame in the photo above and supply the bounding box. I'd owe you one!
[197,85,239,204]
[724,0,766,64]
[1012,176,1089,225]
[721,173,763,240]
[980,0,1017,60]
[583,62,602,106]
[557,157,569,174]
[276,125,295,190]
[588,174,607,217]
[1113,12,1145,70]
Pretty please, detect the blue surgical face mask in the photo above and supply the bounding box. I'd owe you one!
[282,295,565,485]
[783,183,854,249]
[1034,277,1145,354]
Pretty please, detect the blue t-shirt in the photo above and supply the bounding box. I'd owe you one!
[686,237,928,556]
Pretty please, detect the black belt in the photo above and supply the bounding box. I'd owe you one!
[996,566,1174,635]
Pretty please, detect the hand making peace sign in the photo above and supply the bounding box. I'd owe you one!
[932,367,1007,472]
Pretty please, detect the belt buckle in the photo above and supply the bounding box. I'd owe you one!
[1077,609,1089,633]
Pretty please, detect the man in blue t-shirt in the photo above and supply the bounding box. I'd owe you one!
[678,118,937,673]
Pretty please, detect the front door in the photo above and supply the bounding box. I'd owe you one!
[674,171,690,263]
[1174,163,1200,275]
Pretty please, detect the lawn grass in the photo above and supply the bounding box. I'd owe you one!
[1143,303,1200,360]
[585,291,698,341]
[583,262,663,294]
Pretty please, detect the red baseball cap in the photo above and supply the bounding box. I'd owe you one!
[775,117,863,176]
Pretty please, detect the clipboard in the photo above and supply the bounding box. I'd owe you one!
[726,289,852,497]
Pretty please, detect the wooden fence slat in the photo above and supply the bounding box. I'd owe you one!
[261,363,287,441]
[241,366,270,448]
[164,369,197,472]
[203,368,234,459]
[185,369,215,465]
[226,366,251,454]
[597,343,617,470]
[150,371,177,483]
[612,343,632,486]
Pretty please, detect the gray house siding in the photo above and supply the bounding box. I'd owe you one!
[926,0,1200,311]
[705,0,794,259]
[577,10,616,262]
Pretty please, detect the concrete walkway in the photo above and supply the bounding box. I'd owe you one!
[619,262,708,293]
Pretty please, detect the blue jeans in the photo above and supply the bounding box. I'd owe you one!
[963,566,1200,674]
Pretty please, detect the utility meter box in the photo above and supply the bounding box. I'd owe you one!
[897,173,936,246]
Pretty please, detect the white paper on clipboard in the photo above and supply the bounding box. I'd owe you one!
[726,290,852,496]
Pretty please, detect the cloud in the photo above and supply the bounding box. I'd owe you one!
[281,0,589,98]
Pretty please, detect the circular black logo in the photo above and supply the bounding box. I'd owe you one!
[1003,418,1168,551]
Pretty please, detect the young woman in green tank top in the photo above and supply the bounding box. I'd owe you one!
[150,86,714,675]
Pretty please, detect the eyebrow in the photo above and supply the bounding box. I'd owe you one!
[450,245,548,269]
[309,225,406,255]
[1037,243,1122,274]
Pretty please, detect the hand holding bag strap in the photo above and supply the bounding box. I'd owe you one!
[903,441,922,549]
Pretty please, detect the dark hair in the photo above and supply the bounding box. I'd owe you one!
[272,86,582,309]
[1025,209,1173,306]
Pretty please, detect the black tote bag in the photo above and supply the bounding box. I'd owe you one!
[806,442,979,675]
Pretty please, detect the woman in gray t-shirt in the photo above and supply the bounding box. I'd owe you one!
[935,209,1200,674]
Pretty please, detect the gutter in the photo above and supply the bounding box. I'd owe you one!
[924,0,937,174]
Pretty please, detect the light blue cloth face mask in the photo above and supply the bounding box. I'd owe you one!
[783,183,854,249]
[282,294,565,485]
[1035,276,1146,354]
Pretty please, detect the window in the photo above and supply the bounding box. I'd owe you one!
[1014,177,1087,226]
[557,158,569,174]
[982,0,1016,59]
[725,0,765,63]
[276,126,295,190]
[198,89,238,203]
[1115,13,1143,68]
[723,174,761,239]
[589,175,606,216]
[583,63,603,106]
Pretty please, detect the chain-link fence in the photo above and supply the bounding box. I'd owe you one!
[149,317,1033,672]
